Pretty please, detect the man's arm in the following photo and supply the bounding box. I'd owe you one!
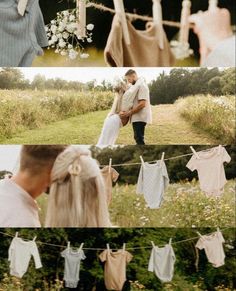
[119,100,146,118]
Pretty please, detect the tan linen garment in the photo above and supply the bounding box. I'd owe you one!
[99,249,133,291]
[196,230,225,268]
[100,166,119,205]
[104,14,175,67]
[186,146,231,197]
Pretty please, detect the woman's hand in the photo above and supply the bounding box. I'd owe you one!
[119,110,132,118]
[189,8,233,63]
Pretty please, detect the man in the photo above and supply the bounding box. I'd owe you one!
[0,145,66,227]
[120,69,152,145]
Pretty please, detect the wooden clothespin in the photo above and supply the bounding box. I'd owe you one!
[151,241,155,248]
[216,227,220,232]
[179,0,191,44]
[67,241,71,249]
[106,243,110,251]
[123,243,126,252]
[17,0,28,16]
[15,232,19,238]
[161,152,165,162]
[208,0,218,11]
[79,243,84,250]
[77,0,87,39]
[33,236,37,241]
[169,238,172,244]
[109,158,112,173]
[140,156,145,165]
[113,0,131,45]
[217,145,222,155]
[196,231,202,237]
[152,0,164,50]
[190,146,200,159]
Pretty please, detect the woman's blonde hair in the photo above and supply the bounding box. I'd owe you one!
[45,146,111,227]
[113,77,127,93]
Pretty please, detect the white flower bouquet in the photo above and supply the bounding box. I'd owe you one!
[46,9,94,60]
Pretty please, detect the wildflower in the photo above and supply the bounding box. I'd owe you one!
[87,24,94,30]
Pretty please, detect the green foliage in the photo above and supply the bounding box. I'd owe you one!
[149,68,235,105]
[0,228,235,290]
[176,95,235,144]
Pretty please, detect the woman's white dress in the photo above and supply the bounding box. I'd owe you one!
[97,114,122,146]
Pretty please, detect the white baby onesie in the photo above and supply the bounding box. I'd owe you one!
[196,230,225,268]
[186,145,231,197]
[61,247,86,288]
[8,236,42,278]
[148,240,176,282]
[136,160,169,209]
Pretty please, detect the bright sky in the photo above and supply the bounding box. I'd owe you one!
[0,146,21,173]
[20,67,174,84]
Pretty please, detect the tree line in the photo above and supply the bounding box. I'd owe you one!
[149,68,235,105]
[0,68,235,105]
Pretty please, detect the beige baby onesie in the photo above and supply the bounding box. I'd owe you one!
[100,166,119,205]
[104,14,175,67]
[186,146,231,197]
[99,249,133,291]
[196,230,225,268]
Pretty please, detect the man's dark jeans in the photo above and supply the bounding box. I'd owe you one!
[132,122,146,145]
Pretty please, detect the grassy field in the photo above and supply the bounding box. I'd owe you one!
[37,180,235,228]
[177,95,235,144]
[0,91,233,144]
[0,105,219,145]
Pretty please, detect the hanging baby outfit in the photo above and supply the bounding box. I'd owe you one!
[136,160,169,209]
[61,245,86,288]
[100,166,119,205]
[196,230,225,268]
[186,145,231,197]
[8,235,42,278]
[99,246,133,291]
[104,14,175,67]
[0,0,48,67]
[148,239,176,282]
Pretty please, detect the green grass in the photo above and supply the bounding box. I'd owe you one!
[1,105,219,145]
[37,180,235,228]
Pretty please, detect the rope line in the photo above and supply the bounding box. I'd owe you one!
[100,152,194,168]
[87,2,186,28]
[99,145,228,168]
[86,2,236,32]
[0,228,230,251]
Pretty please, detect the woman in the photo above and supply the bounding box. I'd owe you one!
[45,145,111,227]
[97,77,145,146]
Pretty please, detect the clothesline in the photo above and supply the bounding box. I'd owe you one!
[87,2,236,32]
[0,228,230,251]
[100,145,227,167]
[87,2,187,29]
[100,152,194,168]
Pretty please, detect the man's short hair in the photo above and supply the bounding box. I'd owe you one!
[125,69,137,76]
[20,145,67,175]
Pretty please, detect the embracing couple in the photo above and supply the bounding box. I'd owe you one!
[0,145,111,228]
[97,70,152,146]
